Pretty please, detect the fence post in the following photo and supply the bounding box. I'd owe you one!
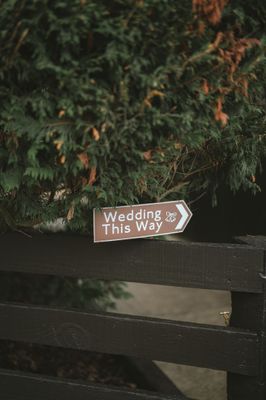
[227,236,266,400]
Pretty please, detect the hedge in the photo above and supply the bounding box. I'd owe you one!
[0,0,265,234]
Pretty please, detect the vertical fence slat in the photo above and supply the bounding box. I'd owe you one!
[227,237,266,400]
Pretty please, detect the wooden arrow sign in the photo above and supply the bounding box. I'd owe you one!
[93,200,192,243]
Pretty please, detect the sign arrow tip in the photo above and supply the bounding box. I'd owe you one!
[175,203,191,231]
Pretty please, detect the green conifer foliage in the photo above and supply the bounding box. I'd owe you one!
[0,0,265,233]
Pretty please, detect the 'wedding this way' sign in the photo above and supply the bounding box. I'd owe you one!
[93,200,192,243]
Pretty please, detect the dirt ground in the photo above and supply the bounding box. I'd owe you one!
[115,282,231,400]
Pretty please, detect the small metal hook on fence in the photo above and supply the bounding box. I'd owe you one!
[219,311,231,326]
[259,272,266,280]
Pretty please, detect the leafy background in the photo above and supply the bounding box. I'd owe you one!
[0,0,265,234]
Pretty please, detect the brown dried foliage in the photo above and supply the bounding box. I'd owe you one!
[214,97,229,126]
[201,31,260,126]
[78,152,90,169]
[218,32,260,81]
[92,127,100,141]
[89,166,97,186]
[193,0,228,25]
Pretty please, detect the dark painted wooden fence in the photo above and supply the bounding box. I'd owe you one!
[0,233,265,399]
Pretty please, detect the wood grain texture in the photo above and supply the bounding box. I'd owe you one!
[0,233,264,292]
[0,369,187,400]
[227,236,266,400]
[0,302,259,375]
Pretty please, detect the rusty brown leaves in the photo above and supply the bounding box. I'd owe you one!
[77,152,97,186]
[78,152,90,169]
[214,97,229,127]
[92,127,100,141]
[193,0,228,26]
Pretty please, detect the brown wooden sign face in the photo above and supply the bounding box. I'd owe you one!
[93,200,192,243]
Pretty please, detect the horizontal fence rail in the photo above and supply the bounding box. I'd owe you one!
[0,302,259,375]
[0,370,185,400]
[0,233,264,293]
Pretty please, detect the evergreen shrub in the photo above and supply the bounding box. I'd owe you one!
[0,0,265,233]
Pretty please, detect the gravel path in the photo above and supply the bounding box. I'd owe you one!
[115,282,231,400]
